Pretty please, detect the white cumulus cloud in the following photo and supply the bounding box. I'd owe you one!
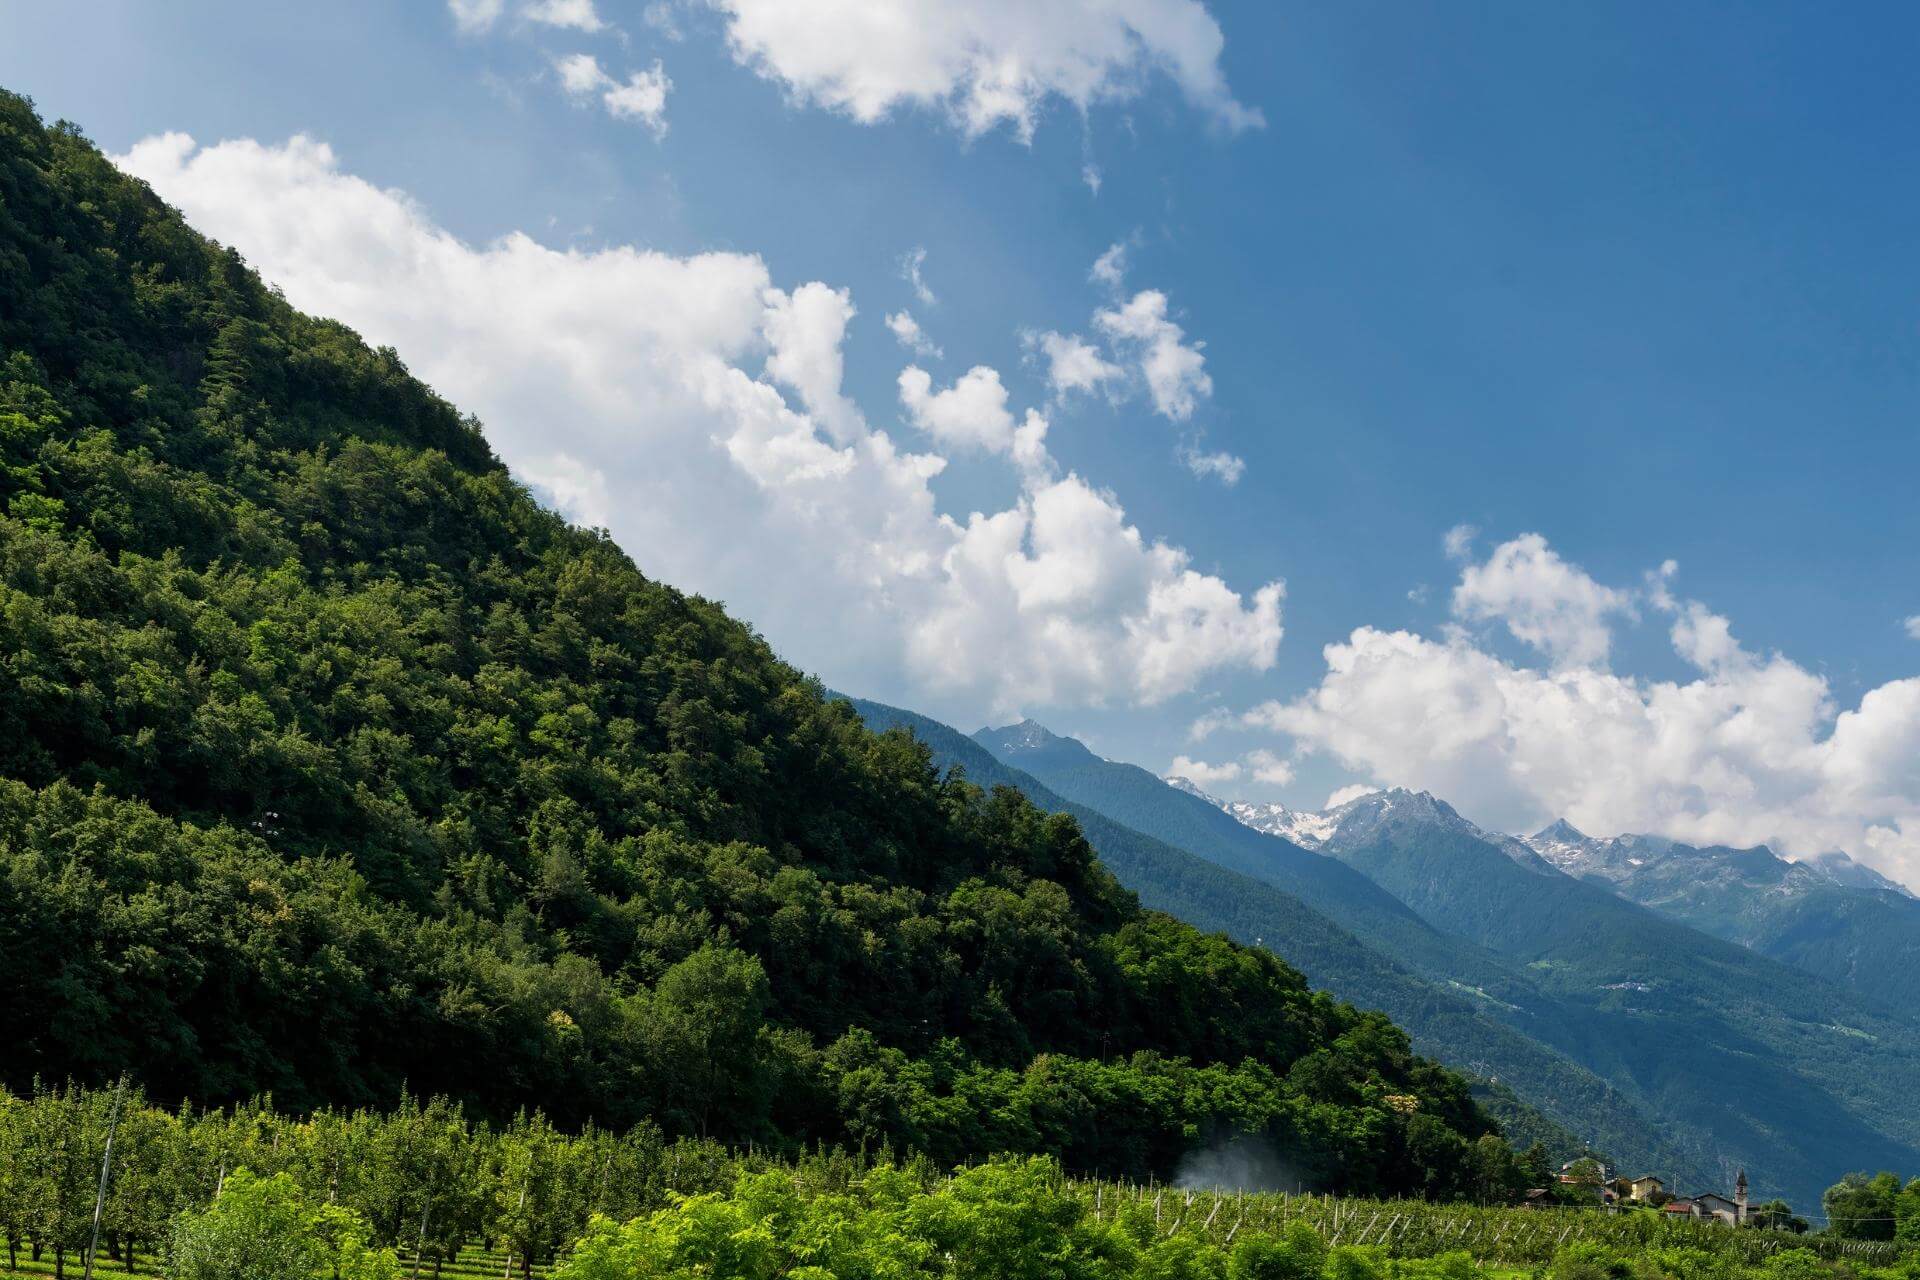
[885,310,941,358]
[448,0,507,33]
[1904,615,1920,641]
[1169,755,1242,789]
[1095,289,1212,422]
[1231,535,1920,888]
[1181,445,1244,486]
[1244,748,1294,786]
[525,0,604,30]
[897,365,1040,462]
[116,131,1282,719]
[1452,532,1632,668]
[554,54,672,135]
[1027,329,1123,398]
[1090,240,1129,290]
[761,282,864,443]
[703,0,1262,140]
[1033,270,1239,485]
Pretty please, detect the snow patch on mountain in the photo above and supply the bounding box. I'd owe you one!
[1163,777,1557,871]
[1163,776,1345,847]
[1519,823,1916,900]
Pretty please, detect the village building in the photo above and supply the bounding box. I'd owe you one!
[1693,1193,1742,1225]
[1533,1165,1774,1224]
[1652,1171,1750,1225]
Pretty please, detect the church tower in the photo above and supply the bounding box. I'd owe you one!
[1735,1169,1748,1224]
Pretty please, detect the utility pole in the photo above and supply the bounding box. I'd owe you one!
[83,1078,127,1280]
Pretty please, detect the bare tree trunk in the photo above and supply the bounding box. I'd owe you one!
[411,1197,431,1280]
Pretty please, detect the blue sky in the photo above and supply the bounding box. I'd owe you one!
[6,1,1918,878]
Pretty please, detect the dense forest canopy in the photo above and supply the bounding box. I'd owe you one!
[0,88,1499,1194]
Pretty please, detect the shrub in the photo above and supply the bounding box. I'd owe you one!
[1231,1221,1330,1280]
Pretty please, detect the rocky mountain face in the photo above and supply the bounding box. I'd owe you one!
[1517,821,1920,1011]
[1523,820,1909,901]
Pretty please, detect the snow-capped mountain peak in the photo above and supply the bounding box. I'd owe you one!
[975,719,1100,765]
[991,718,1061,751]
[1159,779,1554,868]
[1807,849,1914,898]
[1163,775,1221,803]
[1533,818,1587,845]
[1158,775,1342,847]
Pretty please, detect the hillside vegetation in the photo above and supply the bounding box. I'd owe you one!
[0,90,1507,1193]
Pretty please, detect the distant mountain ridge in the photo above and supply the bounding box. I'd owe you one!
[1176,780,1920,1015]
[1523,819,1911,900]
[1518,821,1920,1011]
[967,722,1920,1211]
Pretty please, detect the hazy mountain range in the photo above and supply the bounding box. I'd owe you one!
[847,702,1920,1211]
[1191,783,1920,1015]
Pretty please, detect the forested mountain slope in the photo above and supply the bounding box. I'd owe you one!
[847,696,1709,1189]
[0,90,1511,1194]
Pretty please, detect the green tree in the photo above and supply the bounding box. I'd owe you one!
[1744,1200,1808,1234]
[21,1082,106,1280]
[0,1091,26,1271]
[1821,1171,1899,1241]
[1466,1134,1525,1206]
[645,945,772,1138]
[168,1170,398,1280]
[491,1111,573,1280]
[1893,1176,1920,1248]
